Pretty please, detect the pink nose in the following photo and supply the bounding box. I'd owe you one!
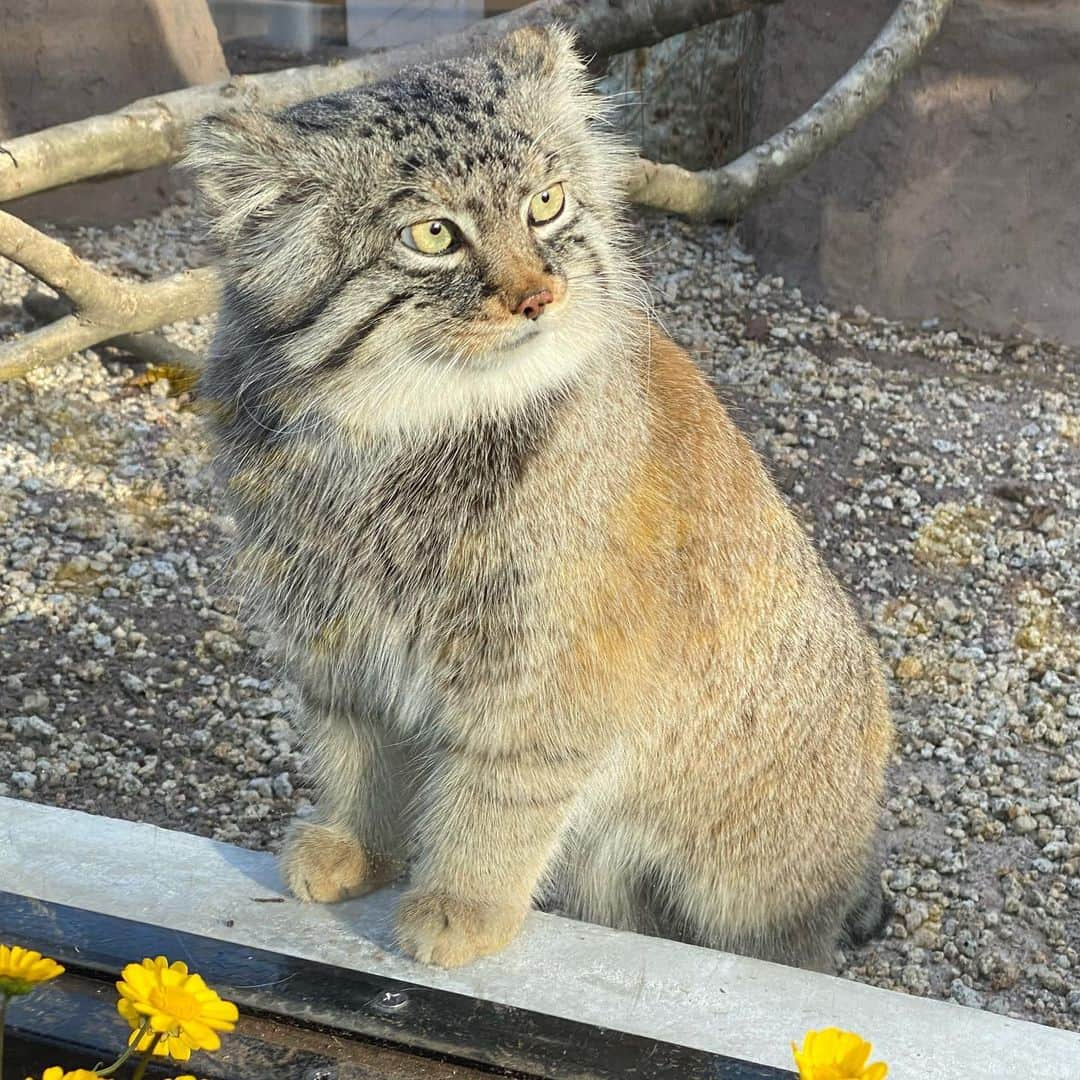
[514,289,554,320]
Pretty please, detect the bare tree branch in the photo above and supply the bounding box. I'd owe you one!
[627,0,955,219]
[22,291,204,377]
[0,316,105,382]
[0,0,776,205]
[0,208,140,318]
[0,210,216,379]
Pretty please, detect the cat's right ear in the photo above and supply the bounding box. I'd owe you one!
[183,110,309,249]
[498,25,586,80]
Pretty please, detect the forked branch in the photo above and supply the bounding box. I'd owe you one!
[627,0,955,219]
[22,291,204,378]
[0,210,216,380]
[0,0,954,380]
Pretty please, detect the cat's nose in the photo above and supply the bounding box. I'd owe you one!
[514,289,554,320]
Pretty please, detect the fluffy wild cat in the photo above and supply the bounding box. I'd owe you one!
[186,27,893,970]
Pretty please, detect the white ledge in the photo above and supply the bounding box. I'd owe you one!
[1,798,1078,1077]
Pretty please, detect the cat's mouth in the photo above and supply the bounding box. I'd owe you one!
[454,312,556,365]
[501,321,544,349]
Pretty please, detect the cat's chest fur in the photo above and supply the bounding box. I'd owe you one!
[223,396,569,722]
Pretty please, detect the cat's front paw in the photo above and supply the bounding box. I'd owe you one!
[396,890,526,967]
[281,820,399,903]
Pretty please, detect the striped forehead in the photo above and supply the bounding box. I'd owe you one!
[283,58,558,192]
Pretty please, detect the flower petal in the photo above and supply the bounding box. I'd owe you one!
[837,1035,871,1074]
[119,963,154,997]
[129,1027,157,1051]
[199,999,239,1025]
[179,1018,221,1050]
[806,1028,829,1063]
[791,1044,814,1080]
[164,1038,192,1062]
[0,945,63,988]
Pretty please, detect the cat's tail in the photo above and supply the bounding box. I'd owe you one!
[841,859,893,947]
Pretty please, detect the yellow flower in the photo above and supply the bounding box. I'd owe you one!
[115,956,238,1062]
[791,1028,888,1080]
[0,944,65,996]
[25,1069,100,1080]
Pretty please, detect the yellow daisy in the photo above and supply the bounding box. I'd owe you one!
[25,1069,100,1080]
[0,945,65,996]
[791,1028,888,1080]
[115,956,238,1062]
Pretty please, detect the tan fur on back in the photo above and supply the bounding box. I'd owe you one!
[187,27,893,970]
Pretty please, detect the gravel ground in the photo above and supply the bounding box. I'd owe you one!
[1,204,1077,1031]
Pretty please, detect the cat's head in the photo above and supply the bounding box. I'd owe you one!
[186,28,639,435]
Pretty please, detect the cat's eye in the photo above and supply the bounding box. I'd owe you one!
[401,219,458,255]
[528,183,565,226]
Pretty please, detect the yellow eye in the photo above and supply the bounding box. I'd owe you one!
[402,219,457,254]
[528,183,565,225]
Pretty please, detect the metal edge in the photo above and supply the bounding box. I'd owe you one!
[0,892,794,1080]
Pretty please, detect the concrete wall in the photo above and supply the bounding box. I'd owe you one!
[1,0,228,225]
[744,0,1080,345]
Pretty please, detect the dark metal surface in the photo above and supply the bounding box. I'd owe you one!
[0,892,795,1080]
[4,970,501,1080]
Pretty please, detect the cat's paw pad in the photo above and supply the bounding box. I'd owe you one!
[280,821,398,903]
[395,891,526,967]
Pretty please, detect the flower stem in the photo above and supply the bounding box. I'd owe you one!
[95,1018,151,1076]
[0,992,8,1078]
[130,1032,163,1080]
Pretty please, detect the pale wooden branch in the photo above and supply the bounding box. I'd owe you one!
[627,0,956,219]
[0,0,776,205]
[1,208,141,318]
[22,291,204,375]
[0,210,216,380]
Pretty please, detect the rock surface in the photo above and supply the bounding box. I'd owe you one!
[747,0,1080,346]
[600,11,764,171]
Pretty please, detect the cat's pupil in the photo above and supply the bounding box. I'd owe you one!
[540,192,550,203]
[430,223,442,235]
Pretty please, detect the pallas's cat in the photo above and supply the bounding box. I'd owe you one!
[187,27,893,969]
